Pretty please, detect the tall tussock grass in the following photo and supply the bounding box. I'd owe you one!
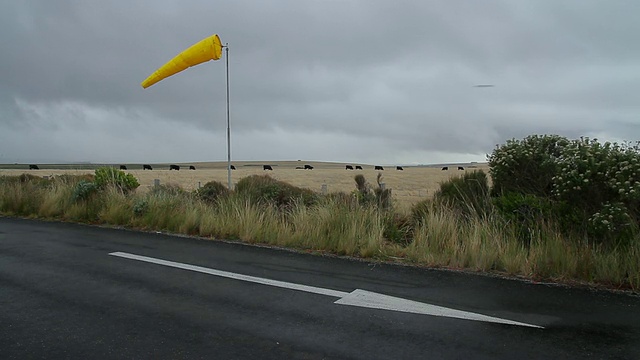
[1,169,639,292]
[287,198,384,256]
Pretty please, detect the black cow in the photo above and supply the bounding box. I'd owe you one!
[458,166,465,171]
[143,164,152,170]
[304,164,314,170]
[29,164,39,170]
[189,165,196,170]
[230,165,236,170]
[441,166,449,171]
[355,165,363,170]
[346,165,354,170]
[396,166,404,171]
[120,165,127,170]
[263,165,273,171]
[170,164,180,170]
[375,166,384,170]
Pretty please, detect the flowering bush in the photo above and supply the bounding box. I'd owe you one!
[553,138,640,208]
[552,138,640,244]
[488,134,569,196]
[489,135,640,245]
[588,202,635,243]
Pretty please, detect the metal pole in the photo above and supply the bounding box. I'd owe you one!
[225,44,231,190]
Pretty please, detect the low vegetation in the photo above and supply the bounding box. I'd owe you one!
[2,137,639,293]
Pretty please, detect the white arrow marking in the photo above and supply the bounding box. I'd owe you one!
[109,251,347,298]
[109,252,543,329]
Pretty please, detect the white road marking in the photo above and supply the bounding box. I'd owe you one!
[335,289,542,328]
[109,251,543,329]
[109,251,347,298]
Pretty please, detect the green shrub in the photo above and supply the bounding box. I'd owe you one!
[235,175,318,209]
[588,202,636,246]
[488,134,569,197]
[434,170,491,218]
[493,192,553,223]
[94,167,139,193]
[552,138,640,215]
[493,192,554,246]
[132,198,149,216]
[490,135,640,246]
[195,181,229,203]
[550,138,640,245]
[71,180,98,202]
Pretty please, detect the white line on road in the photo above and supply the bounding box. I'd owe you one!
[109,251,348,298]
[109,251,543,329]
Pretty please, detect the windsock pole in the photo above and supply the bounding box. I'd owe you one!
[225,44,231,190]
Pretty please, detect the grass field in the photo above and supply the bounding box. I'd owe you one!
[0,161,488,209]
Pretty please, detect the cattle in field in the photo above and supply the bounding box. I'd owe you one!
[170,164,180,170]
[29,164,39,170]
[189,165,196,170]
[230,165,236,170]
[143,164,152,170]
[120,165,127,170]
[346,165,354,170]
[396,166,404,171]
[263,165,273,171]
[355,165,363,170]
[458,166,465,170]
[441,166,448,171]
[375,166,384,170]
[304,164,314,170]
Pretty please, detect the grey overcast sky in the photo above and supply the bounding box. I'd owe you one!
[1,1,639,165]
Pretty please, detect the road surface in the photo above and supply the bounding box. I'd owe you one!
[1,217,638,359]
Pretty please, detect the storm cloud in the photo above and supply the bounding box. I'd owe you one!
[1,1,639,164]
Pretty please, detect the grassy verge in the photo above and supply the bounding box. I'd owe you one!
[1,173,638,292]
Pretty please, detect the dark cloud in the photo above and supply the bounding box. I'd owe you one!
[1,0,639,163]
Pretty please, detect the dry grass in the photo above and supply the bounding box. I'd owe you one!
[0,161,488,209]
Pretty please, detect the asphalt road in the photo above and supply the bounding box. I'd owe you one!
[1,217,639,359]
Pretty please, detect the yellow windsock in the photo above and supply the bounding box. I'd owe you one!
[141,34,223,89]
